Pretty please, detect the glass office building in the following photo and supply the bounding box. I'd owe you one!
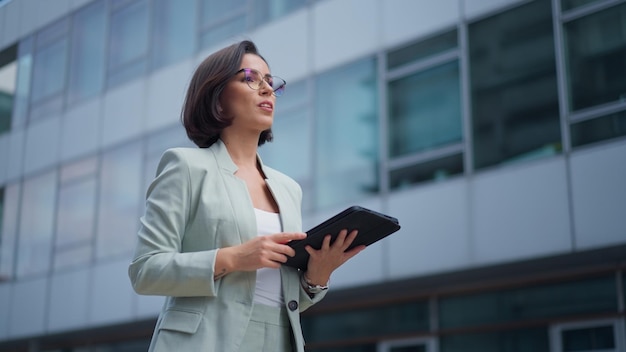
[0,0,625,351]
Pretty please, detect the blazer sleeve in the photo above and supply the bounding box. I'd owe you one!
[128,149,219,297]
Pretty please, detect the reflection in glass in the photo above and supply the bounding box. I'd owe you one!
[11,37,33,129]
[564,3,626,111]
[96,142,142,260]
[0,45,17,134]
[302,301,428,344]
[30,20,69,119]
[562,326,615,350]
[152,0,196,70]
[0,184,19,280]
[55,157,97,271]
[67,0,106,105]
[389,61,461,157]
[201,0,246,24]
[570,110,626,147]
[390,153,463,190]
[17,171,57,277]
[253,0,307,27]
[199,0,247,51]
[469,0,561,169]
[314,58,378,208]
[387,30,457,70]
[440,328,549,352]
[108,0,149,88]
[439,275,616,329]
[561,0,600,11]
[200,17,247,51]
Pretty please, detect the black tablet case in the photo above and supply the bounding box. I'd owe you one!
[284,206,401,271]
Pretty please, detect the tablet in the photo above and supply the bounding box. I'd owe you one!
[284,206,401,271]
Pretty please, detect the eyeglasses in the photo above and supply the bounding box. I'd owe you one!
[234,68,286,96]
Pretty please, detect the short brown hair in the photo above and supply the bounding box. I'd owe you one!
[181,40,273,148]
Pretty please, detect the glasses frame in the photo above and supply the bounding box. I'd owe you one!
[234,68,286,96]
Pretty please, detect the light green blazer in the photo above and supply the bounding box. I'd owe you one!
[128,139,325,352]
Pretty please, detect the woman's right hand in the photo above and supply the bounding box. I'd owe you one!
[214,232,306,279]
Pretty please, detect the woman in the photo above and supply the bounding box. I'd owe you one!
[128,40,365,351]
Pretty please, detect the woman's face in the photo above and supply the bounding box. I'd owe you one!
[219,53,275,136]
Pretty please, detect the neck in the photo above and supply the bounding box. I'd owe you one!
[220,133,260,168]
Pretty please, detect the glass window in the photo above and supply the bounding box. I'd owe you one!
[564,3,626,112]
[108,0,150,88]
[17,171,57,277]
[96,142,142,260]
[258,80,313,211]
[469,0,561,169]
[387,30,457,70]
[389,153,463,190]
[388,61,462,157]
[54,157,98,271]
[67,0,107,105]
[302,301,429,344]
[314,58,379,208]
[151,0,196,70]
[0,44,17,134]
[252,0,307,27]
[440,328,549,352]
[30,19,69,120]
[306,345,377,352]
[439,275,618,329]
[0,184,19,281]
[562,325,615,350]
[561,0,600,12]
[386,30,463,190]
[199,0,248,50]
[11,37,33,130]
[570,110,626,147]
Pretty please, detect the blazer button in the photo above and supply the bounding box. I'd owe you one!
[288,300,298,311]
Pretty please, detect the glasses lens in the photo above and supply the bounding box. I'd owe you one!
[272,78,286,96]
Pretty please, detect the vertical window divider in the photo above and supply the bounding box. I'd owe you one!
[552,0,579,251]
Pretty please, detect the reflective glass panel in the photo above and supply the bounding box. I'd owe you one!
[562,325,615,351]
[152,0,196,70]
[108,0,149,88]
[12,37,33,129]
[67,0,106,105]
[252,0,307,27]
[439,275,617,329]
[30,20,69,119]
[469,0,561,169]
[201,0,247,24]
[0,184,19,280]
[55,157,97,271]
[570,110,626,147]
[17,171,57,277]
[387,30,457,70]
[440,328,549,352]
[314,58,379,208]
[0,44,17,134]
[564,3,626,111]
[561,0,600,11]
[388,61,462,157]
[390,153,463,191]
[199,16,247,51]
[306,346,376,352]
[302,301,428,344]
[96,142,142,260]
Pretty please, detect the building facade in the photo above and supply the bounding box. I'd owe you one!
[0,0,625,351]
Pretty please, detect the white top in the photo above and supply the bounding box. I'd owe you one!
[253,208,284,307]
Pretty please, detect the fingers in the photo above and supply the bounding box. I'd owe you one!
[271,232,307,244]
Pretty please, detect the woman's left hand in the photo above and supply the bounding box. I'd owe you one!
[303,229,366,285]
